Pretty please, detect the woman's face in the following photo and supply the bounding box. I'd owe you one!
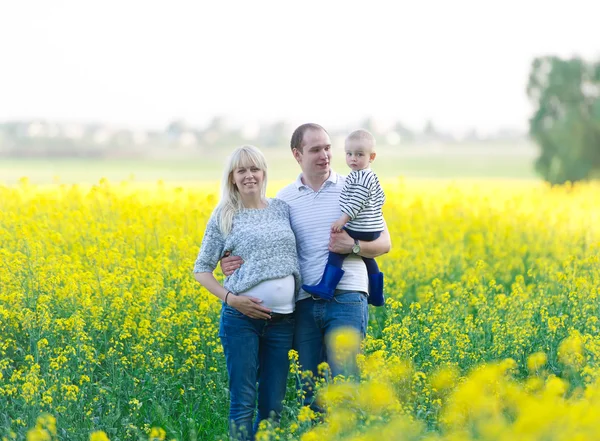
[232,163,264,198]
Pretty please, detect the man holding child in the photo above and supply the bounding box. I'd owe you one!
[221,123,391,407]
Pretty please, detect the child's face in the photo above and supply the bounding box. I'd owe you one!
[345,139,376,171]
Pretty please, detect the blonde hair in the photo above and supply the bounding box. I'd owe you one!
[216,145,268,236]
[346,129,376,151]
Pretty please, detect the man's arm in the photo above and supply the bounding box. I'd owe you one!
[328,219,391,258]
[220,251,243,276]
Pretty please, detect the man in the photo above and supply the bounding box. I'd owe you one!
[222,123,391,406]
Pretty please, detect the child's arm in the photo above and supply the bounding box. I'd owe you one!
[332,213,351,232]
[340,183,370,221]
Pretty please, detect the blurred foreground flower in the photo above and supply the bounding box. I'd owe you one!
[89,431,110,441]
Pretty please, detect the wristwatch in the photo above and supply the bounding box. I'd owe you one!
[352,239,361,254]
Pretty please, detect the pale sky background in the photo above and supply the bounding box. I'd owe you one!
[1,0,598,135]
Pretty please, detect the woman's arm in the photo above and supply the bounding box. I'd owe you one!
[328,219,391,258]
[194,272,272,320]
[194,214,271,319]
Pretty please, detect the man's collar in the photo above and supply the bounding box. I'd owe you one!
[293,173,304,189]
[295,170,339,189]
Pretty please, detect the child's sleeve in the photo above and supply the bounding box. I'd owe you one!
[339,174,371,220]
[193,214,226,273]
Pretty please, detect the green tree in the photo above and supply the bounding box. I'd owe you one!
[527,56,600,184]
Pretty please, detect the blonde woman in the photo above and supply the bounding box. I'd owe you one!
[193,145,300,441]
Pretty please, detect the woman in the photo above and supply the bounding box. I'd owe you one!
[193,145,300,441]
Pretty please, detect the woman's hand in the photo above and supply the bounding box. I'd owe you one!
[228,295,272,320]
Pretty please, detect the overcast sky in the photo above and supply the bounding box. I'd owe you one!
[1,0,598,134]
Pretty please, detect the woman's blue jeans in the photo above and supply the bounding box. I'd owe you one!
[219,303,295,441]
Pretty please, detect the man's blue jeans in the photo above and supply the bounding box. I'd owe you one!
[219,304,295,441]
[293,291,368,408]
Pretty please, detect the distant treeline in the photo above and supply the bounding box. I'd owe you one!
[0,117,525,160]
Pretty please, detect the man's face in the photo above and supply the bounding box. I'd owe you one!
[293,129,332,177]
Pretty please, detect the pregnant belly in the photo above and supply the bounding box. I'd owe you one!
[239,275,295,314]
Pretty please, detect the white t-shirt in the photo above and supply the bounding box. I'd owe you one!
[239,275,295,314]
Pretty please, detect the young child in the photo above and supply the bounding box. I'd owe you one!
[302,129,386,306]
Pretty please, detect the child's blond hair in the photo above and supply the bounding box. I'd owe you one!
[346,129,376,151]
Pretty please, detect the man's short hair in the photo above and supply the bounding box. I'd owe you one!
[290,123,328,152]
[346,129,376,150]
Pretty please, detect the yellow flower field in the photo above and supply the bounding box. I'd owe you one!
[1,178,599,440]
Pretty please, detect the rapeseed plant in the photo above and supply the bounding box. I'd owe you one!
[1,179,599,440]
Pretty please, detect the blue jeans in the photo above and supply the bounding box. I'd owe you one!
[219,304,295,441]
[293,291,368,408]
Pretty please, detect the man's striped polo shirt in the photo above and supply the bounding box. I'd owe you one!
[277,171,368,301]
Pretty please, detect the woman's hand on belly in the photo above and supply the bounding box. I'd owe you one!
[229,295,272,320]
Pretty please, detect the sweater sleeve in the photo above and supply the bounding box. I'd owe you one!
[339,174,371,220]
[273,198,290,216]
[193,213,226,273]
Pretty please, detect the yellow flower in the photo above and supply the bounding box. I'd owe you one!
[527,352,547,373]
[317,362,331,377]
[327,327,361,367]
[431,366,460,391]
[297,406,316,424]
[89,431,110,441]
[318,382,356,407]
[547,317,562,333]
[327,409,357,435]
[26,429,50,441]
[148,427,166,441]
[300,432,320,441]
[356,381,396,412]
[4,178,600,441]
[40,415,56,434]
[544,375,567,397]
[558,332,585,369]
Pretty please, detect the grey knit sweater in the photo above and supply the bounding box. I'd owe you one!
[194,198,300,294]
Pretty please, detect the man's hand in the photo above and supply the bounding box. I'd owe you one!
[228,295,272,320]
[220,252,243,277]
[329,230,354,254]
[329,222,392,258]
